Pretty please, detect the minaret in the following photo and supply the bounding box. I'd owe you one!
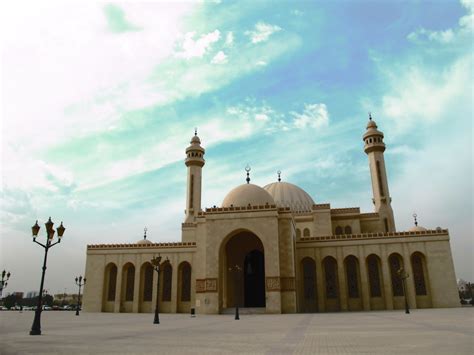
[363,114,396,232]
[184,129,205,223]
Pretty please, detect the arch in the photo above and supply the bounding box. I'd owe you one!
[388,253,404,297]
[411,252,432,308]
[177,261,192,313]
[366,254,385,310]
[323,256,340,311]
[345,255,362,311]
[296,228,301,239]
[303,228,310,237]
[102,263,117,312]
[162,263,172,302]
[335,226,343,235]
[120,263,135,313]
[219,229,265,312]
[139,262,153,313]
[344,225,352,235]
[301,257,317,312]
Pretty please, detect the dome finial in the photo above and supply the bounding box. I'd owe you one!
[277,170,281,182]
[412,213,418,226]
[144,227,148,240]
[369,112,372,120]
[245,165,251,184]
[194,127,198,136]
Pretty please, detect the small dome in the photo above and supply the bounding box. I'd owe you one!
[263,181,315,212]
[409,225,427,232]
[191,135,201,144]
[222,183,275,207]
[366,119,377,129]
[137,238,152,245]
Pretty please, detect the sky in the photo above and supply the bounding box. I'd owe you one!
[0,0,472,295]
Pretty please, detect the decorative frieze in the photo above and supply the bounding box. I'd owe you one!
[266,277,280,292]
[196,278,217,293]
[87,242,196,250]
[280,277,296,291]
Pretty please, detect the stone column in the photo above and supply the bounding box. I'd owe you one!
[171,255,179,313]
[380,245,393,310]
[151,264,158,314]
[357,246,370,311]
[315,248,325,312]
[132,263,141,313]
[402,244,417,310]
[114,260,123,313]
[337,247,348,311]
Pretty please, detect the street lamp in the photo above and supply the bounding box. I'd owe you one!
[151,255,169,324]
[397,267,410,314]
[228,264,242,320]
[0,270,11,299]
[75,276,86,316]
[29,218,66,336]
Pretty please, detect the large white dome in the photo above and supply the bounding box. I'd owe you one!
[222,183,275,207]
[263,181,315,212]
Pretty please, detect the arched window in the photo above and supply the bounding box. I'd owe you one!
[367,255,381,297]
[324,257,338,299]
[107,264,117,301]
[344,225,352,235]
[125,264,135,301]
[376,161,384,197]
[180,262,191,302]
[189,175,194,209]
[303,228,310,237]
[335,226,343,235]
[345,256,359,298]
[296,228,301,239]
[302,258,316,301]
[162,263,172,302]
[411,253,427,296]
[143,264,153,302]
[389,254,404,296]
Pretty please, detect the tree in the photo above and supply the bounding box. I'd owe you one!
[3,294,22,309]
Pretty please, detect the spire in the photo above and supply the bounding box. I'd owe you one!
[194,127,197,136]
[144,227,148,240]
[245,165,251,184]
[277,170,281,182]
[369,112,372,120]
[413,213,418,227]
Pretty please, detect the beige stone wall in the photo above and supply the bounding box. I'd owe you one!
[295,231,459,312]
[83,245,197,314]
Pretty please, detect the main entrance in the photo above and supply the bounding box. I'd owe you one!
[222,231,266,310]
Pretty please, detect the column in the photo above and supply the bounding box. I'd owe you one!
[171,255,179,313]
[357,245,370,311]
[402,244,417,310]
[315,248,325,312]
[151,263,158,314]
[132,263,141,313]
[114,260,123,313]
[337,247,348,311]
[380,245,393,310]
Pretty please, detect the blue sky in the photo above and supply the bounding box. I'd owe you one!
[1,0,472,294]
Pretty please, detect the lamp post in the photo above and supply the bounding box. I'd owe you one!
[228,264,242,320]
[75,276,86,316]
[0,270,11,299]
[397,267,410,314]
[151,255,169,324]
[29,218,66,335]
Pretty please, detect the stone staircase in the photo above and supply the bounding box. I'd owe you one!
[221,307,266,315]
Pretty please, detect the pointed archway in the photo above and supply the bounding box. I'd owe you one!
[220,230,266,311]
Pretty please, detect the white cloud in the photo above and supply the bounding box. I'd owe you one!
[245,22,281,44]
[225,31,234,46]
[407,0,473,43]
[211,50,228,64]
[256,60,267,66]
[291,103,329,129]
[176,30,221,59]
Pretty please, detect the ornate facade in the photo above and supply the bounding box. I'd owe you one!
[83,117,459,314]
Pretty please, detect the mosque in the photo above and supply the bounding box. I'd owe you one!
[82,116,459,314]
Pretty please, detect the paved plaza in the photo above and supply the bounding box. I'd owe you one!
[0,308,473,354]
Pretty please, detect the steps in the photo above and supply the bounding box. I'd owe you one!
[221,307,266,315]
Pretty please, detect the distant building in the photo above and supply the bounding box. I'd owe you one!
[26,291,39,299]
[84,117,459,314]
